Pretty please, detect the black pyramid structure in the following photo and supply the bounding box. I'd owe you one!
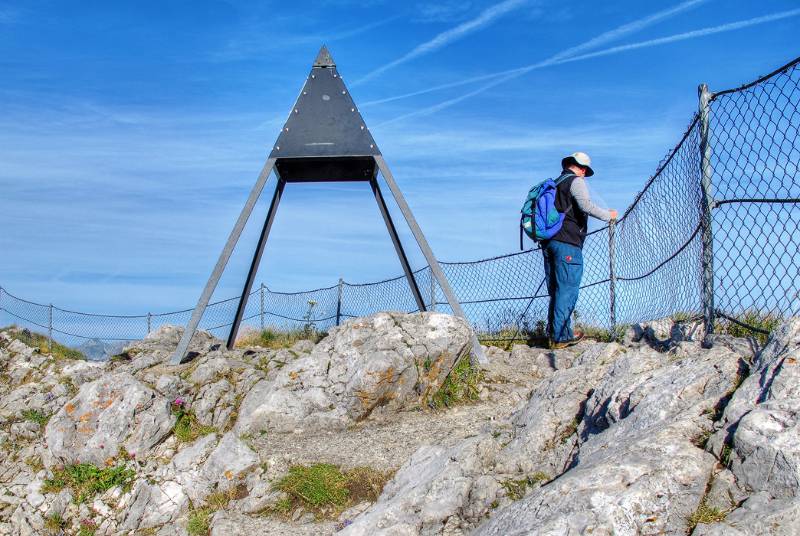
[171,46,487,365]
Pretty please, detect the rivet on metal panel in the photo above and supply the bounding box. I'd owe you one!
[351,108,355,112]
[342,90,347,95]
[303,91,307,95]
[275,146,280,150]
[370,144,374,148]
[294,109,299,114]
[311,74,316,78]
[360,125,365,130]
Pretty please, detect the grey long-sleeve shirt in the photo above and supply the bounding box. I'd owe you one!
[570,177,612,222]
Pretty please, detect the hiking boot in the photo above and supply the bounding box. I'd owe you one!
[549,333,585,350]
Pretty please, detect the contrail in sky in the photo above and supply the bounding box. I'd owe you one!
[352,0,529,87]
[363,0,707,107]
[377,8,800,126]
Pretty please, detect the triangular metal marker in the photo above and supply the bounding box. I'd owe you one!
[170,47,488,366]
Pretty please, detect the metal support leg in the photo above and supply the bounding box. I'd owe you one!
[374,156,488,365]
[226,178,286,349]
[698,84,716,348]
[370,178,427,313]
[170,158,277,365]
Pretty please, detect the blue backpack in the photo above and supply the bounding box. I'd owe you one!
[519,173,574,249]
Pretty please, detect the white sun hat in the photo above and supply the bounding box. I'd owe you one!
[561,151,595,177]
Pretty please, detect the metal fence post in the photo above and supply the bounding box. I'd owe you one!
[698,83,716,347]
[336,278,344,326]
[147,312,152,334]
[48,303,53,351]
[259,283,265,331]
[608,220,617,334]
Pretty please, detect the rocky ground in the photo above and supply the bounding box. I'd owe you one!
[0,311,797,535]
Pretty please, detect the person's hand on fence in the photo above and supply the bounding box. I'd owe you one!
[609,209,618,221]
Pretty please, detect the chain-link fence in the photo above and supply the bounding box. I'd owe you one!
[2,56,799,358]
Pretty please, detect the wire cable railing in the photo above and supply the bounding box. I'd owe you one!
[2,55,799,357]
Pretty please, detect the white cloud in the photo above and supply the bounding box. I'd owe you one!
[353,0,531,86]
[379,6,800,125]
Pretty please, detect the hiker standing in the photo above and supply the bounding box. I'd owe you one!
[533,152,617,349]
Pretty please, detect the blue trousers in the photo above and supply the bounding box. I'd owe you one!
[542,240,584,342]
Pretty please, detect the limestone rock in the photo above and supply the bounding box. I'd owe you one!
[45,372,175,466]
[708,318,800,499]
[118,480,189,531]
[340,435,500,536]
[236,312,472,433]
[477,427,715,535]
[692,492,800,535]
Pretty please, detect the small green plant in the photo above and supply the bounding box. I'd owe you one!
[717,310,781,345]
[501,472,550,501]
[44,512,67,534]
[277,463,349,509]
[78,518,98,536]
[171,399,216,443]
[687,499,728,529]
[575,324,627,343]
[302,300,318,339]
[42,463,135,504]
[720,444,733,467]
[274,464,392,518]
[431,356,484,409]
[692,430,713,449]
[24,455,44,472]
[187,508,211,535]
[21,409,50,426]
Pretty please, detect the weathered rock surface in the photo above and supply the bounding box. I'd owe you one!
[3,315,800,535]
[45,372,175,466]
[236,312,472,433]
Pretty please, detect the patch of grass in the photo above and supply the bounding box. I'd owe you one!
[692,430,713,449]
[720,445,733,467]
[78,518,98,536]
[235,327,324,350]
[478,319,548,351]
[205,483,248,510]
[501,472,550,501]
[274,464,392,519]
[3,327,85,360]
[42,463,135,504]
[24,455,44,472]
[187,508,211,535]
[576,324,628,343]
[431,356,484,409]
[716,310,782,345]
[21,408,50,426]
[672,311,700,323]
[172,402,216,443]
[44,512,67,534]
[687,499,728,530]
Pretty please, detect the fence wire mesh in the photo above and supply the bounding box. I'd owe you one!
[2,56,799,357]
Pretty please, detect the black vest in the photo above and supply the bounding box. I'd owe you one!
[550,171,588,248]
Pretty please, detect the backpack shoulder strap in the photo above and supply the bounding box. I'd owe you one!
[554,172,577,214]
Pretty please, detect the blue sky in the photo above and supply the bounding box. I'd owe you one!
[0,0,798,314]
